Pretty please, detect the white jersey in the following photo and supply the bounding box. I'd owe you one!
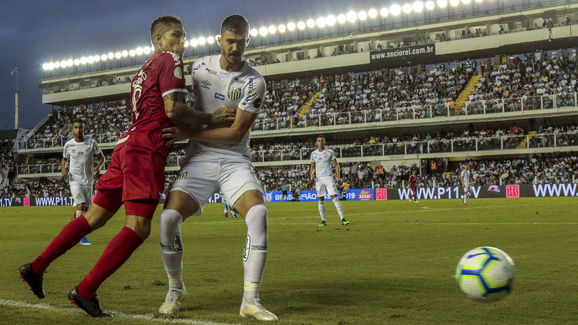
[186,55,266,161]
[461,169,471,185]
[63,138,101,184]
[310,149,336,178]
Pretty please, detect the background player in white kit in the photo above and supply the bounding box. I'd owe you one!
[62,119,105,245]
[460,163,471,206]
[310,135,349,227]
[158,15,277,321]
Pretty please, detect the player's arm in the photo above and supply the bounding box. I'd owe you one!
[163,92,235,128]
[94,150,105,175]
[333,159,341,182]
[61,157,69,181]
[310,162,316,181]
[163,76,265,145]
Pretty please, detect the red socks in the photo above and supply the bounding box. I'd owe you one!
[31,216,92,275]
[77,227,143,297]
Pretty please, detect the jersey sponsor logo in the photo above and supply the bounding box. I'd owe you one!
[214,93,225,100]
[205,67,217,75]
[116,135,130,145]
[242,235,251,262]
[193,61,205,71]
[174,66,183,79]
[200,80,212,90]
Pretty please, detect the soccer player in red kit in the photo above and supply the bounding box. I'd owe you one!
[18,16,233,317]
[409,170,419,203]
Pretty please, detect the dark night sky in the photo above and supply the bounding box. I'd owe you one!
[0,0,389,130]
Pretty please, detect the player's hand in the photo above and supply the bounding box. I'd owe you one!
[162,126,194,147]
[211,107,236,127]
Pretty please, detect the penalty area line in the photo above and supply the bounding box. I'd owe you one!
[0,299,239,325]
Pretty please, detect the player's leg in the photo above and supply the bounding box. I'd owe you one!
[71,199,156,317]
[221,161,277,321]
[316,180,327,226]
[158,190,200,314]
[463,186,469,205]
[232,191,278,321]
[158,160,217,315]
[19,201,118,300]
[325,177,347,224]
[223,198,229,217]
[77,185,91,245]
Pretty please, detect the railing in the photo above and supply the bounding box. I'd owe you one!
[249,132,578,162]
[252,92,578,131]
[16,132,578,175]
[18,132,125,150]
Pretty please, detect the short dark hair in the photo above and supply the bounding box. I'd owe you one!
[317,135,325,140]
[72,119,83,125]
[220,14,249,36]
[151,15,182,37]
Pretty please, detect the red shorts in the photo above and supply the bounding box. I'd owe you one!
[411,185,417,192]
[94,138,167,219]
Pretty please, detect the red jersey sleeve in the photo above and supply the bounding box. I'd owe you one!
[158,52,187,98]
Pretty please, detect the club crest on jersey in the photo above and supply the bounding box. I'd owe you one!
[200,80,212,90]
[228,86,243,100]
[174,66,183,79]
[177,172,188,180]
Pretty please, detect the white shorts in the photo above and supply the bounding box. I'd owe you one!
[463,184,470,193]
[70,182,93,207]
[316,176,338,197]
[170,158,263,217]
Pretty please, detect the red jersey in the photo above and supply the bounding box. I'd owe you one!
[124,51,187,155]
[410,175,417,187]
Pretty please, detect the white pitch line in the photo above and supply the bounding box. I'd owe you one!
[0,299,238,325]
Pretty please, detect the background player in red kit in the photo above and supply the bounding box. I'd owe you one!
[409,170,419,203]
[17,15,233,317]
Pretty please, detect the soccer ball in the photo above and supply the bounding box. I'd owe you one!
[455,246,515,302]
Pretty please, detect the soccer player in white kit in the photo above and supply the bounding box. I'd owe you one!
[310,135,349,227]
[62,119,105,245]
[158,15,277,321]
[460,163,471,206]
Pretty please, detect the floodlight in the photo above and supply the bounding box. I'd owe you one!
[191,39,199,47]
[390,4,402,16]
[380,7,389,17]
[268,25,277,34]
[121,50,128,57]
[437,0,448,8]
[259,26,268,36]
[316,17,326,28]
[413,1,424,12]
[114,52,122,59]
[450,0,460,7]
[346,11,357,23]
[101,54,108,61]
[278,24,286,33]
[250,28,258,37]
[143,47,151,54]
[337,14,347,24]
[297,21,306,30]
[80,57,87,64]
[326,15,337,26]
[207,35,215,44]
[425,1,436,10]
[402,3,412,14]
[368,8,378,18]
[129,49,136,57]
[306,19,315,28]
[462,0,471,4]
[287,21,296,31]
[93,55,100,62]
[358,10,368,21]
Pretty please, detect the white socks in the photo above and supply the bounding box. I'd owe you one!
[160,209,185,290]
[318,201,326,221]
[332,197,345,220]
[243,204,268,299]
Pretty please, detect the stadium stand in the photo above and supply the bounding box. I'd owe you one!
[9,3,578,199]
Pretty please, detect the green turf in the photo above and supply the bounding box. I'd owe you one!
[1,197,577,324]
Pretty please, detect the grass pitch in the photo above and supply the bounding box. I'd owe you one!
[1,197,577,325]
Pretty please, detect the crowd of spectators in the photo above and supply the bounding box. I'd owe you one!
[25,101,131,148]
[254,155,578,192]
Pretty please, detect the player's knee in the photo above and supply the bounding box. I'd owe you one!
[160,209,183,233]
[245,204,267,228]
[126,216,152,240]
